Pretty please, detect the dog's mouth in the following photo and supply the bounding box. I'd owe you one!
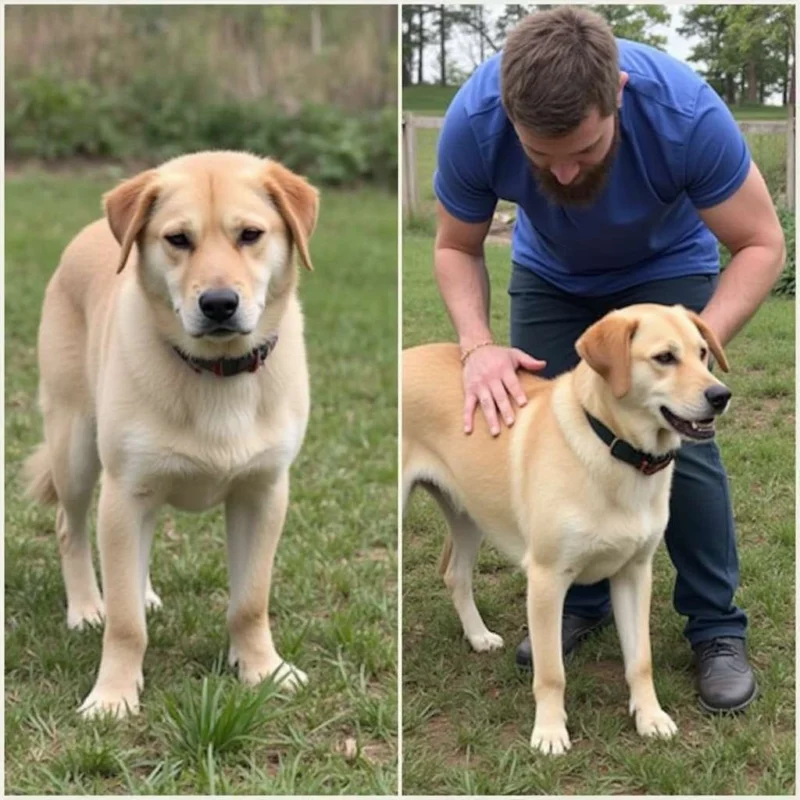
[191,326,253,340]
[660,406,716,441]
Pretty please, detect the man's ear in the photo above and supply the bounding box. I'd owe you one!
[262,160,319,271]
[103,169,159,273]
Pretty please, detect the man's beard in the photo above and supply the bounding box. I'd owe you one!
[529,115,621,208]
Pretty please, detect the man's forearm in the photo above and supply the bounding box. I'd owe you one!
[434,246,494,348]
[701,241,786,347]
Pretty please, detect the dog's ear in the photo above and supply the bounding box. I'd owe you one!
[684,309,729,373]
[103,169,160,273]
[576,313,639,399]
[263,161,319,271]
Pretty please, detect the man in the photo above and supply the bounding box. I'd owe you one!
[432,5,785,712]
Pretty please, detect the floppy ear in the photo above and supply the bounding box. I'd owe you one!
[263,161,319,271]
[684,308,729,373]
[575,313,639,399]
[103,169,159,274]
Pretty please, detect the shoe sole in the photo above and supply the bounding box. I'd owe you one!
[697,681,758,714]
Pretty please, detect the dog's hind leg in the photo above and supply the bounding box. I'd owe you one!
[43,412,104,630]
[429,487,504,652]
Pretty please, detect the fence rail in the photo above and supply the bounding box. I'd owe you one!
[402,112,795,215]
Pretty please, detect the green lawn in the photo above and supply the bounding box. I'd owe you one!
[401,232,795,795]
[5,169,398,795]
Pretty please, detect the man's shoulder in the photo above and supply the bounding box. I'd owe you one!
[618,38,708,122]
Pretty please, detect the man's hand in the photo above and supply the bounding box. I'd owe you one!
[462,345,547,436]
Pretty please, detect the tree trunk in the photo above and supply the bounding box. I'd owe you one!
[439,5,446,87]
[746,60,758,103]
[310,6,322,56]
[478,6,485,62]
[417,7,424,85]
[725,73,736,105]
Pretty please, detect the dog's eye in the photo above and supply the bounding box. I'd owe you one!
[700,346,708,360]
[165,233,192,250]
[653,352,677,365]
[239,228,263,245]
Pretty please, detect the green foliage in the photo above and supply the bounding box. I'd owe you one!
[679,5,794,104]
[160,677,286,763]
[6,73,397,188]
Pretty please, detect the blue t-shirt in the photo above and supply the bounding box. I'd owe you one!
[434,40,751,296]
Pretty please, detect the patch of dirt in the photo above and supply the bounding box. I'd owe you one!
[422,714,463,766]
[354,547,391,563]
[737,396,793,430]
[486,211,515,245]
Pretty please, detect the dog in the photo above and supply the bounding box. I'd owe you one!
[402,303,731,754]
[24,150,318,718]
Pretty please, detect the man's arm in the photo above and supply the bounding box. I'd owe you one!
[434,201,547,435]
[434,201,494,349]
[696,162,786,347]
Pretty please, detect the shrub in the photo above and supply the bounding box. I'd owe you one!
[5,72,397,189]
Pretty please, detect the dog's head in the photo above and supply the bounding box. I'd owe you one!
[103,151,318,354]
[575,304,731,444]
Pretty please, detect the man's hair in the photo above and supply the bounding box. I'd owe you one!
[500,6,619,137]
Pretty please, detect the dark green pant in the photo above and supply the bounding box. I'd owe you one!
[508,264,747,646]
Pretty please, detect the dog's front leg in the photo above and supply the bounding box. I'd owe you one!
[610,556,677,739]
[224,471,307,692]
[78,478,154,718]
[527,560,571,755]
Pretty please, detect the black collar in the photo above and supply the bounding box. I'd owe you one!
[584,410,675,476]
[173,334,278,377]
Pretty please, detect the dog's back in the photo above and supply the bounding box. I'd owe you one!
[402,342,554,545]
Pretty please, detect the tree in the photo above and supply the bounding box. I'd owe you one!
[680,5,794,106]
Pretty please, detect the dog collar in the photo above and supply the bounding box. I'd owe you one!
[173,334,278,377]
[584,410,675,476]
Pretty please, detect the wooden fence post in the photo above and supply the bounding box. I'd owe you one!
[402,112,418,217]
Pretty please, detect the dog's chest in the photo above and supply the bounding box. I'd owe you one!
[121,409,305,511]
[563,494,669,585]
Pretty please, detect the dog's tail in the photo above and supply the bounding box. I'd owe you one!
[438,535,453,577]
[23,443,58,506]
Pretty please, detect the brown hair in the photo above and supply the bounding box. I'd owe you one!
[500,6,619,137]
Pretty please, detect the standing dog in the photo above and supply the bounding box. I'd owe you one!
[402,304,731,754]
[25,151,318,717]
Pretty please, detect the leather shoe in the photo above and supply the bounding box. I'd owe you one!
[693,637,757,712]
[515,612,613,669]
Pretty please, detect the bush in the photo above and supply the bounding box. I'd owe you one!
[5,72,397,190]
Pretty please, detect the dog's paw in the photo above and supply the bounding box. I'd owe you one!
[634,707,678,739]
[67,597,105,630]
[468,630,505,652]
[144,587,163,612]
[78,682,140,719]
[530,722,571,756]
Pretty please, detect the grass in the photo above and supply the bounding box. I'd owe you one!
[401,231,795,795]
[4,167,398,795]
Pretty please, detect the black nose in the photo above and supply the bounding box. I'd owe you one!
[198,289,239,323]
[705,385,732,412]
